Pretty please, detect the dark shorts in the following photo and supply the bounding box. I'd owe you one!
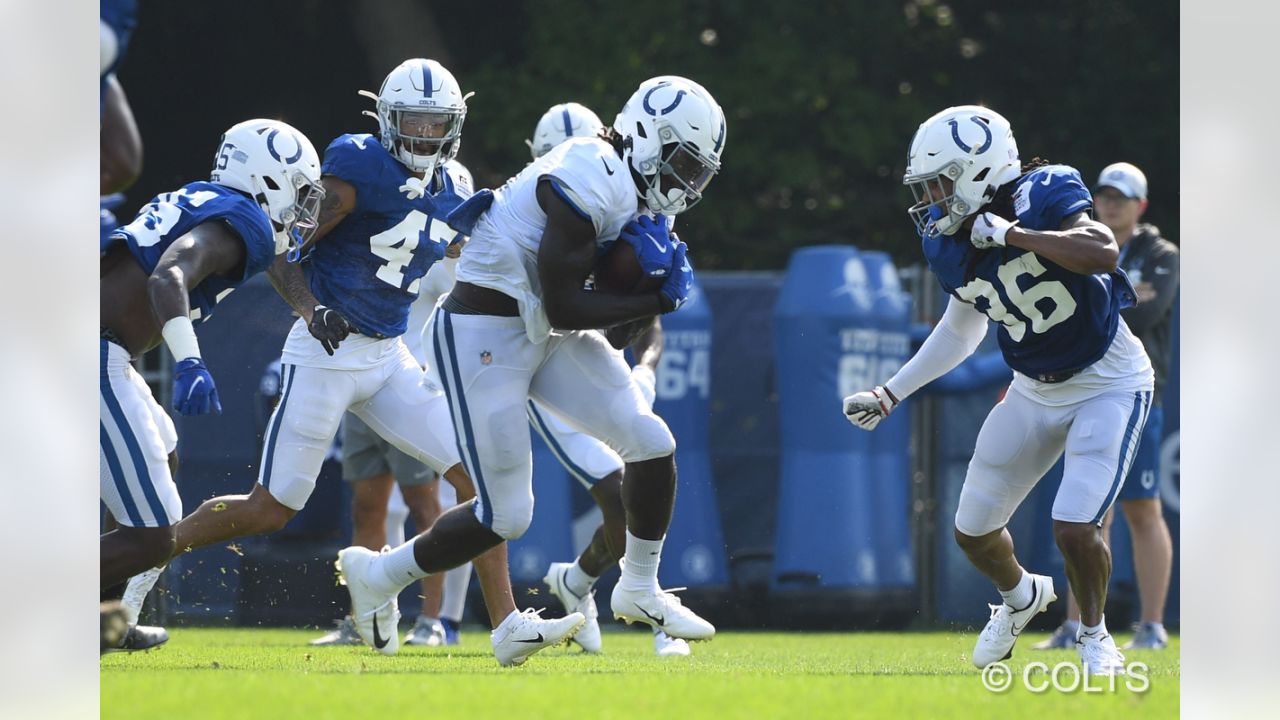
[1118,403,1163,501]
[341,413,436,485]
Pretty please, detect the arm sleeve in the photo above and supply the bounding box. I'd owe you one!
[1120,243,1180,334]
[885,296,991,399]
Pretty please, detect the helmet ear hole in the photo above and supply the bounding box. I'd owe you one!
[972,168,989,183]
[262,176,281,191]
[634,121,647,139]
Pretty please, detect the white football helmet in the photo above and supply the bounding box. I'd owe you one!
[210,118,324,257]
[614,76,726,214]
[903,105,1020,238]
[359,58,471,175]
[528,102,604,159]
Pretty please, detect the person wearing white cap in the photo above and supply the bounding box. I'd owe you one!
[1036,161,1179,651]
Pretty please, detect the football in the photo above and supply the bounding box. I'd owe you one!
[593,240,665,294]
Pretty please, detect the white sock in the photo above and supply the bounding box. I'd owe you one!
[619,530,664,592]
[372,541,429,595]
[999,572,1034,610]
[1079,616,1107,638]
[122,566,164,627]
[565,560,599,597]
[440,563,471,623]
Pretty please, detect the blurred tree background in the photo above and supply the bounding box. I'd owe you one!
[120,0,1177,269]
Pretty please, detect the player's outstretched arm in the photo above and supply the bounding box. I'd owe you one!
[536,179,669,330]
[844,296,988,430]
[1002,211,1118,275]
[146,222,247,415]
[266,175,357,354]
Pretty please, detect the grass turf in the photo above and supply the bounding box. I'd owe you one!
[101,627,1178,719]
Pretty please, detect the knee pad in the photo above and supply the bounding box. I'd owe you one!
[486,499,534,540]
[617,412,676,463]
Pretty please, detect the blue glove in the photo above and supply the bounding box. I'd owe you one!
[658,240,693,313]
[172,358,222,416]
[618,214,675,278]
[443,189,495,238]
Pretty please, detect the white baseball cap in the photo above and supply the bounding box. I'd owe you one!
[1095,162,1148,200]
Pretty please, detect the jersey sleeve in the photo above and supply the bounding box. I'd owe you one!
[444,160,475,199]
[542,142,626,235]
[210,192,278,282]
[1015,166,1093,231]
[322,134,382,185]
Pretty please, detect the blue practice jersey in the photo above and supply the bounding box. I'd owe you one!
[922,164,1137,376]
[305,134,471,338]
[109,182,276,324]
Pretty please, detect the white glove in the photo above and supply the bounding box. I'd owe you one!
[969,212,1016,249]
[842,385,899,431]
[631,365,657,409]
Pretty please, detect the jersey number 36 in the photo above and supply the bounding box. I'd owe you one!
[955,254,1076,341]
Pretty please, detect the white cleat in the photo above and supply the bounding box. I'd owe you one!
[654,630,691,657]
[543,562,601,653]
[491,608,586,667]
[336,546,401,656]
[971,573,1056,668]
[1078,630,1127,675]
[610,584,715,641]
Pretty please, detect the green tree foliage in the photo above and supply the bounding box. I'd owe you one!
[443,0,1177,269]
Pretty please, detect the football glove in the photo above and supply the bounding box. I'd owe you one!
[658,240,693,313]
[172,358,222,416]
[970,212,1016,249]
[842,385,899,431]
[618,214,675,278]
[309,304,352,356]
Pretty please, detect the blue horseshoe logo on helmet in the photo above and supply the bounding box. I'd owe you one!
[643,82,686,116]
[948,116,992,154]
[266,129,303,164]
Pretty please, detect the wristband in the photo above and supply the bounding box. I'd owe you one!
[161,316,202,361]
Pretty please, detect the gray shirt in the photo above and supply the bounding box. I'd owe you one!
[1117,223,1179,401]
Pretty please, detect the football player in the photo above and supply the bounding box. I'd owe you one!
[842,106,1153,676]
[336,76,725,650]
[164,59,583,666]
[524,101,689,657]
[101,118,324,642]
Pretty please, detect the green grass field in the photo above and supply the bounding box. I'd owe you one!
[102,628,1178,719]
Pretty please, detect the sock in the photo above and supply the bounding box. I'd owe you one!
[998,571,1034,610]
[372,541,429,595]
[441,563,471,623]
[122,566,164,628]
[564,560,599,597]
[1079,616,1107,639]
[619,530,664,592]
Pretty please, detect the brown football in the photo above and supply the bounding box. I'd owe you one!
[594,240,665,294]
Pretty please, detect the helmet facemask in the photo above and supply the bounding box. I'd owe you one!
[638,131,720,215]
[380,103,466,175]
[257,170,326,260]
[905,160,972,238]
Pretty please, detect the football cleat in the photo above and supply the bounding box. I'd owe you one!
[971,573,1056,668]
[1078,629,1127,675]
[654,630,691,657]
[105,624,170,654]
[309,616,363,646]
[441,617,461,646]
[404,615,448,647]
[1122,621,1169,650]
[491,608,586,667]
[100,601,129,655]
[1032,619,1080,650]
[543,562,601,653]
[610,584,715,641]
[336,546,401,656]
